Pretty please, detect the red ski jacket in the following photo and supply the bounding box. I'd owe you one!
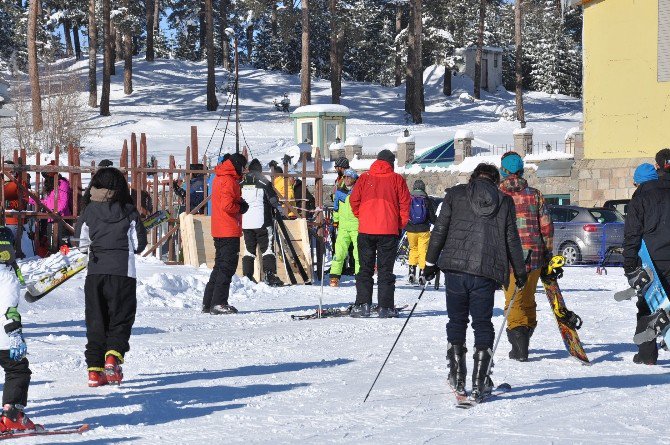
[350,160,411,235]
[211,160,243,238]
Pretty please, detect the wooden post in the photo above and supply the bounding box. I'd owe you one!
[168,155,175,262]
[73,146,81,218]
[191,126,198,164]
[185,146,191,213]
[152,156,158,246]
[120,139,128,169]
[53,147,60,250]
[131,133,140,215]
[301,152,307,218]
[15,149,27,257]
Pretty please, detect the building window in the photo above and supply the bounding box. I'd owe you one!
[660,0,670,81]
[494,55,498,68]
[325,122,338,146]
[301,122,313,144]
[545,194,571,206]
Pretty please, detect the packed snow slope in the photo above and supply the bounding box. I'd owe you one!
[63,57,581,166]
[17,258,670,444]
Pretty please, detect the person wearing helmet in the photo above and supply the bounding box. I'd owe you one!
[329,169,359,287]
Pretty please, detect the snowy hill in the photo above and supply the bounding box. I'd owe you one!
[59,57,582,166]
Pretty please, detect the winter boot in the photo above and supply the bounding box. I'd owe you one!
[446,343,467,396]
[350,303,371,318]
[633,340,658,365]
[418,269,427,286]
[378,306,399,318]
[265,271,284,287]
[470,348,494,401]
[104,353,123,385]
[408,265,417,284]
[202,304,211,314]
[242,256,256,283]
[210,304,238,315]
[507,326,531,362]
[0,405,42,432]
[88,370,108,388]
[330,276,340,287]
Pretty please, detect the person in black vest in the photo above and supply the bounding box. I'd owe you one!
[241,159,284,287]
[423,163,527,400]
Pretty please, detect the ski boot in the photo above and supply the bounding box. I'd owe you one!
[104,353,123,385]
[418,269,427,286]
[507,326,531,362]
[633,338,658,365]
[330,276,340,287]
[0,405,42,433]
[265,271,284,287]
[447,343,467,397]
[210,304,238,315]
[202,304,211,314]
[408,265,417,284]
[88,370,108,387]
[378,306,399,319]
[470,348,494,401]
[242,256,257,284]
[350,303,371,318]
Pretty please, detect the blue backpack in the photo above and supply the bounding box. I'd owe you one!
[409,195,428,225]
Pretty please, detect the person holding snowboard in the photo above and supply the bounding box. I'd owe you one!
[329,169,360,287]
[75,167,147,387]
[423,163,527,400]
[622,160,668,365]
[202,154,249,315]
[405,179,437,285]
[241,159,283,287]
[0,227,41,432]
[499,152,554,362]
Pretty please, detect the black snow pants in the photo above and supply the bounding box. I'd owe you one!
[635,260,670,361]
[242,228,276,277]
[203,237,240,308]
[85,274,137,369]
[0,351,31,407]
[355,234,399,308]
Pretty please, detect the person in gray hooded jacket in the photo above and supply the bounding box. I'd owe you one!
[75,167,147,388]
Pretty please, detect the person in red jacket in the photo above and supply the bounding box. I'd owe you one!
[349,149,411,318]
[202,153,248,315]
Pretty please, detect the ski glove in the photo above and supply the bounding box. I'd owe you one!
[8,329,26,361]
[625,267,651,293]
[515,274,528,290]
[239,199,249,215]
[423,263,438,282]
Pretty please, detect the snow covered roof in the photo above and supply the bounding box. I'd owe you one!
[291,104,350,116]
[454,129,474,140]
[513,127,534,136]
[344,136,363,146]
[457,46,504,54]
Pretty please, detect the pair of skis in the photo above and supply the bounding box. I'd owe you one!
[0,424,89,440]
[450,383,512,409]
[291,304,409,320]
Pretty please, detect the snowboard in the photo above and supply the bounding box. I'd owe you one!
[0,424,89,440]
[143,209,170,231]
[540,255,590,365]
[24,250,88,303]
[620,240,670,348]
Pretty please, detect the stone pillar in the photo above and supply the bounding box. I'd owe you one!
[573,129,585,160]
[396,135,416,167]
[454,130,474,164]
[344,137,363,162]
[513,127,533,156]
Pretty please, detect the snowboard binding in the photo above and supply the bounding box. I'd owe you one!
[554,307,583,330]
[541,255,565,284]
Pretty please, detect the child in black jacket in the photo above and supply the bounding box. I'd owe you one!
[75,168,147,387]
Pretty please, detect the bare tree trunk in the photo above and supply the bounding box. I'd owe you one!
[88,0,98,107]
[28,0,43,131]
[246,24,254,62]
[300,0,310,106]
[443,57,452,96]
[329,0,341,104]
[64,20,74,57]
[73,24,82,59]
[394,3,403,87]
[154,0,160,30]
[146,0,155,61]
[270,1,277,35]
[404,1,414,114]
[123,32,133,93]
[406,0,422,123]
[473,0,485,100]
[220,0,230,70]
[100,0,111,116]
[111,25,119,75]
[515,0,526,126]
[199,0,206,59]
[205,0,218,111]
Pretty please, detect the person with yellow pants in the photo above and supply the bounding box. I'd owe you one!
[329,169,359,287]
[405,180,437,285]
[499,152,554,362]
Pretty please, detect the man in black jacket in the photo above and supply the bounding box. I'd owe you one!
[423,163,527,400]
[623,151,670,365]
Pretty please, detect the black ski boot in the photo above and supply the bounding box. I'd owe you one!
[264,271,284,287]
[633,339,658,365]
[507,326,531,362]
[202,304,211,314]
[408,265,417,284]
[378,306,399,318]
[242,256,256,283]
[210,304,238,315]
[350,303,371,318]
[418,269,427,286]
[447,343,467,396]
[470,348,494,401]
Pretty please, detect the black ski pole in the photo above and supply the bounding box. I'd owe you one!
[364,281,430,403]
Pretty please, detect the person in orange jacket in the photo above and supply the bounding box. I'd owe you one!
[202,153,249,315]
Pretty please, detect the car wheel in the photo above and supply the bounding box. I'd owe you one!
[560,242,581,265]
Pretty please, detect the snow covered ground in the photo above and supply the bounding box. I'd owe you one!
[16,258,670,444]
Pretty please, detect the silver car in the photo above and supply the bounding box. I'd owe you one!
[548,205,625,265]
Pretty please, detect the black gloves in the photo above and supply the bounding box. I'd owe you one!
[423,263,438,282]
[239,198,249,215]
[625,267,651,292]
[515,273,528,290]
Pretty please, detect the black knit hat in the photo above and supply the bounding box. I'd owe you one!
[99,159,113,168]
[655,148,670,173]
[377,149,395,166]
[335,157,349,169]
[413,179,426,191]
[229,153,247,175]
[248,158,262,172]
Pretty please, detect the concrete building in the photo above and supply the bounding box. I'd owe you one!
[290,105,349,161]
[457,46,504,93]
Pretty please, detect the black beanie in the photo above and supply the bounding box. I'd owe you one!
[413,179,426,191]
[229,153,247,175]
[377,149,395,166]
[249,158,262,172]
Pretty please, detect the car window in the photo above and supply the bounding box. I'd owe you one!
[589,209,624,223]
[566,210,579,222]
[549,208,565,223]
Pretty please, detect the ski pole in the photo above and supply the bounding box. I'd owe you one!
[364,281,430,403]
[318,218,327,319]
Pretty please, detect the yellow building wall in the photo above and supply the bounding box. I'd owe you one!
[583,0,670,159]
